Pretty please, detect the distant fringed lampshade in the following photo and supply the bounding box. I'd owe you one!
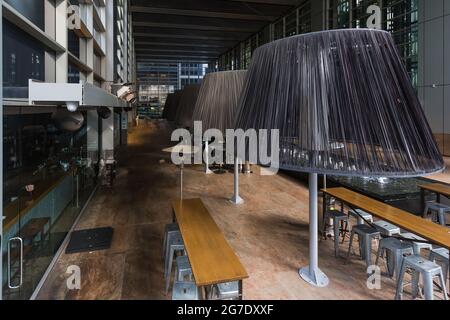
[192,70,247,132]
[165,90,182,121]
[234,29,444,178]
[162,93,174,119]
[175,84,201,129]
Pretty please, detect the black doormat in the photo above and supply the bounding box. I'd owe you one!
[65,227,114,254]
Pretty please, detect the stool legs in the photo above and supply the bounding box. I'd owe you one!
[165,247,178,294]
[363,234,373,267]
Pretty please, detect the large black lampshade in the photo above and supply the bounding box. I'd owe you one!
[162,93,174,119]
[175,84,201,129]
[234,29,444,288]
[163,90,181,121]
[192,70,247,132]
[192,70,248,202]
[235,29,444,178]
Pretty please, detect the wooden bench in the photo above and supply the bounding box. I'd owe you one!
[172,198,248,299]
[322,187,450,251]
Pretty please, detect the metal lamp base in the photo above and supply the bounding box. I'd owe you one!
[229,195,244,205]
[205,167,213,174]
[299,266,329,288]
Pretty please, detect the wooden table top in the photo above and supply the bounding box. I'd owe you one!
[322,187,450,250]
[418,183,450,197]
[172,198,249,287]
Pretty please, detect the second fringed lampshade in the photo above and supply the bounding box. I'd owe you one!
[192,70,247,132]
[235,29,444,178]
[175,84,201,129]
[165,90,182,122]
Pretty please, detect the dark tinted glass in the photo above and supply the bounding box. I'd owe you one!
[3,20,45,98]
[5,0,45,30]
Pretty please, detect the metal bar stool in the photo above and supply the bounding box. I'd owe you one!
[172,281,200,300]
[346,224,381,268]
[349,209,374,225]
[375,237,413,280]
[396,255,448,300]
[373,220,401,236]
[429,248,449,287]
[211,281,240,300]
[423,202,450,226]
[175,255,193,281]
[165,232,185,294]
[400,232,433,255]
[322,209,349,257]
[163,223,179,259]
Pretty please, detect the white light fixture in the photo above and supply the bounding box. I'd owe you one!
[66,101,79,112]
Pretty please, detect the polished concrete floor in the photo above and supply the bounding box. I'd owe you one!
[37,120,450,300]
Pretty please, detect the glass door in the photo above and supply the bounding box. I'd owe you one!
[2,107,97,299]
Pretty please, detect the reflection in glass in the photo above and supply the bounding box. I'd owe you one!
[3,21,46,99]
[2,107,99,299]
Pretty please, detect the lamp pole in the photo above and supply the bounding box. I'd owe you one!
[299,173,329,287]
[204,140,213,174]
[230,156,244,204]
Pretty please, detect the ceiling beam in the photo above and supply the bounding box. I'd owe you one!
[136,48,223,54]
[133,32,246,41]
[224,0,302,5]
[135,41,229,49]
[133,21,258,33]
[131,6,276,21]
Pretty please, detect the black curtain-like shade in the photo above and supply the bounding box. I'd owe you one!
[175,84,201,129]
[162,93,174,119]
[192,70,247,132]
[165,90,182,121]
[235,29,444,177]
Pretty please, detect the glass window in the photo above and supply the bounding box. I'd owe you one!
[285,11,297,37]
[68,30,80,58]
[5,0,45,30]
[3,21,45,99]
[68,63,81,84]
[2,107,98,298]
[273,19,284,40]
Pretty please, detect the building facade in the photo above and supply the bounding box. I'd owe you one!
[0,0,135,300]
[136,62,208,118]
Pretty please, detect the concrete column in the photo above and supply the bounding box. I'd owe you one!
[87,110,99,163]
[417,0,450,156]
[55,0,68,83]
[101,108,114,160]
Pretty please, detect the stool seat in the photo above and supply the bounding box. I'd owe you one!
[215,281,240,299]
[373,220,401,236]
[426,202,450,211]
[353,224,379,235]
[176,255,193,282]
[376,237,413,280]
[172,281,199,300]
[423,202,450,226]
[401,232,433,255]
[350,209,374,224]
[403,255,441,274]
[431,247,449,260]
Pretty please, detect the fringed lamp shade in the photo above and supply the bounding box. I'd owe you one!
[175,84,201,129]
[166,90,182,121]
[235,29,444,178]
[192,70,247,132]
[162,93,175,119]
